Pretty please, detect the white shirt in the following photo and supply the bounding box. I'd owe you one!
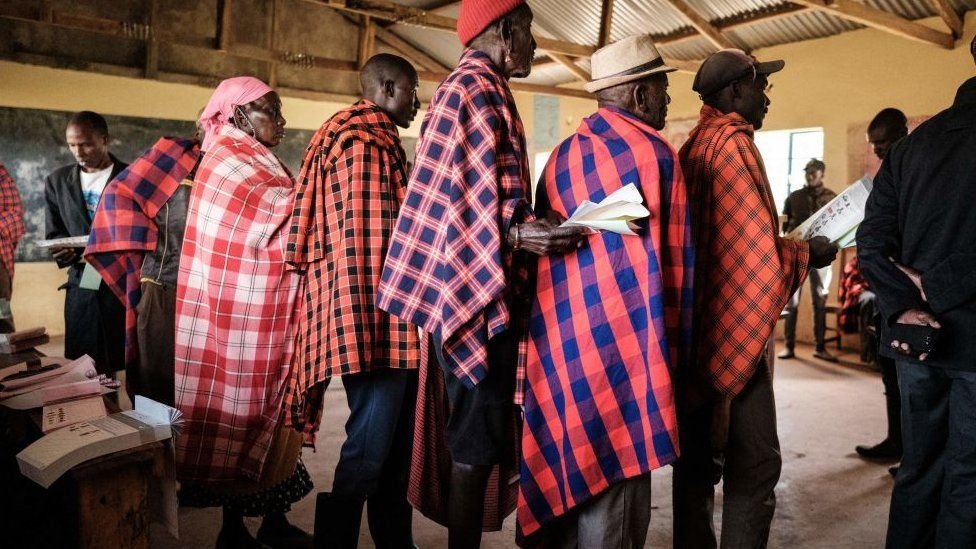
[79,164,113,220]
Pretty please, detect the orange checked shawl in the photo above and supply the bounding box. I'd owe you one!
[679,105,809,398]
[284,101,419,434]
[174,125,300,482]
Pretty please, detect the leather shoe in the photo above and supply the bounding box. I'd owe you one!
[814,348,839,362]
[777,348,795,359]
[856,438,901,460]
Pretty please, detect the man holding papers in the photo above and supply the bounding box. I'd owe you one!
[517,35,694,547]
[674,49,837,548]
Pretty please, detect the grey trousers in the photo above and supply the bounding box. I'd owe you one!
[673,360,781,549]
[783,266,832,349]
[526,473,652,549]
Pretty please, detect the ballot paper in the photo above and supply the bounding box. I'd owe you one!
[787,178,873,248]
[561,183,651,236]
[35,235,90,249]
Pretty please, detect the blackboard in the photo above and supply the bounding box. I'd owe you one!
[0,106,318,262]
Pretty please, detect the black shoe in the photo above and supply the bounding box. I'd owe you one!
[777,348,795,359]
[889,465,900,477]
[217,528,271,549]
[855,438,901,460]
[814,348,839,362]
[313,492,364,549]
[257,513,312,549]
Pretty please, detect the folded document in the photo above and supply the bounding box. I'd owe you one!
[561,183,650,236]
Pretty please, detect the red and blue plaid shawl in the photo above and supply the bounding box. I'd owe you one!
[517,107,694,538]
[0,162,25,276]
[84,137,200,369]
[376,48,535,395]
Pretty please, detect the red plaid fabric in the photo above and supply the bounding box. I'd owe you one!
[376,48,535,401]
[84,138,200,369]
[518,107,695,537]
[174,125,300,482]
[284,101,420,434]
[838,256,868,334]
[0,162,24,276]
[679,105,809,398]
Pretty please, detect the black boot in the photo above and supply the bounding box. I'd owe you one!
[257,512,312,549]
[217,508,269,549]
[313,492,364,549]
[367,495,414,549]
[447,461,493,549]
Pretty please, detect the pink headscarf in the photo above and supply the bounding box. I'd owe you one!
[199,76,274,151]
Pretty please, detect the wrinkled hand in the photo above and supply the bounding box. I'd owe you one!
[511,214,588,256]
[892,308,941,361]
[895,263,926,302]
[806,236,838,269]
[51,246,78,264]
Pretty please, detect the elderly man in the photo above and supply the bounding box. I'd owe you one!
[84,134,201,404]
[284,53,421,548]
[0,162,24,333]
[780,158,838,362]
[517,35,694,548]
[857,37,976,548]
[377,1,586,547]
[673,49,837,548]
[855,107,909,465]
[45,111,127,374]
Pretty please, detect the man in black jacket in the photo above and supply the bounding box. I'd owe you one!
[856,37,976,549]
[45,111,127,374]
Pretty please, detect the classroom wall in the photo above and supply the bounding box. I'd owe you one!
[5,12,974,342]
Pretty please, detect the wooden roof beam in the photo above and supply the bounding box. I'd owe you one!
[357,15,376,68]
[374,26,452,72]
[792,0,954,49]
[930,0,964,38]
[667,0,735,50]
[547,52,590,82]
[598,0,615,47]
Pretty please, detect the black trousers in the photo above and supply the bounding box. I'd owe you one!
[62,264,126,374]
[887,362,976,549]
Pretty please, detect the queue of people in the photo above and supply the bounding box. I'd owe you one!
[1,0,973,547]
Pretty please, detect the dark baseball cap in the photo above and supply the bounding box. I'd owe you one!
[692,49,785,98]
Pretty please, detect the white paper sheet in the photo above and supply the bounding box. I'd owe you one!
[787,178,873,245]
[561,183,650,236]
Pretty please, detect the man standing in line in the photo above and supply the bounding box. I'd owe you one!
[854,108,909,465]
[857,37,976,548]
[376,1,587,547]
[0,161,24,334]
[45,111,127,373]
[779,158,838,362]
[673,49,837,548]
[517,35,694,548]
[284,53,422,548]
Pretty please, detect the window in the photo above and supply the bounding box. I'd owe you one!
[754,128,824,214]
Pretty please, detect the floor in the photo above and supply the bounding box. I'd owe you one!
[129,341,894,548]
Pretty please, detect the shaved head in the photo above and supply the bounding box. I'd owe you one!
[360,54,417,95]
[360,53,420,128]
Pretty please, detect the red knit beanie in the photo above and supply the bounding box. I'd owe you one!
[457,0,526,47]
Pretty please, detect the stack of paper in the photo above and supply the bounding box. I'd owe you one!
[561,183,650,236]
[787,178,873,248]
[35,235,90,249]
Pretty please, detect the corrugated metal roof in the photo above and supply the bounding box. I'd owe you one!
[380,0,975,88]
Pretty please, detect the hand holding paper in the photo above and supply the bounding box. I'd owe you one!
[788,178,872,247]
[561,183,651,236]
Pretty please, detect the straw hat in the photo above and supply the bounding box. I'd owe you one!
[584,35,676,94]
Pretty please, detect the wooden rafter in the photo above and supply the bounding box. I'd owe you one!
[792,0,954,49]
[597,0,615,47]
[931,0,964,38]
[268,0,283,86]
[374,26,451,72]
[145,0,159,78]
[217,0,232,50]
[548,53,590,82]
[667,0,735,50]
[358,15,376,68]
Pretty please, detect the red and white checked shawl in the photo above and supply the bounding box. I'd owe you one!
[174,125,300,482]
[0,162,24,276]
[284,101,419,434]
[679,105,809,398]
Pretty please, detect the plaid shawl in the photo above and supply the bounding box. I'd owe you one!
[376,48,535,398]
[0,162,24,276]
[84,137,200,369]
[284,101,420,434]
[839,256,868,334]
[174,125,300,482]
[518,107,694,538]
[679,105,809,398]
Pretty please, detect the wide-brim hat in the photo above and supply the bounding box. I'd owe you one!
[584,35,676,94]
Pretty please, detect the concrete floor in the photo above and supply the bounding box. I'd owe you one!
[139,342,895,548]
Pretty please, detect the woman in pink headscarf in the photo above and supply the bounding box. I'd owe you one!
[174,76,311,548]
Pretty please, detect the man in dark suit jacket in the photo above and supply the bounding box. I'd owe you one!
[857,37,976,548]
[45,111,127,374]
